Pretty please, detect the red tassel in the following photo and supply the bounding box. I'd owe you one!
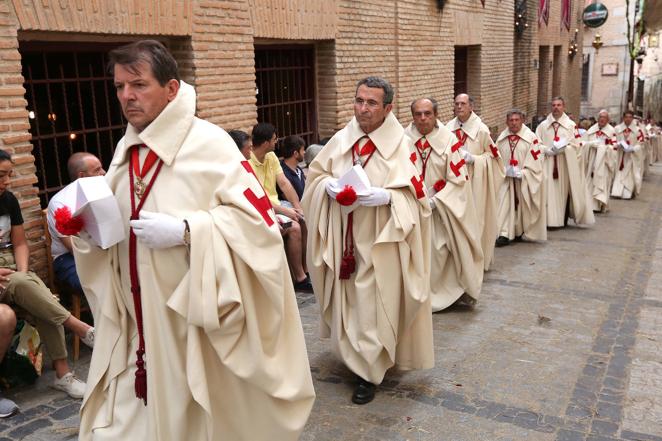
[510,159,518,166]
[54,206,85,236]
[552,157,559,180]
[619,155,624,171]
[336,185,358,206]
[339,254,355,280]
[134,348,147,405]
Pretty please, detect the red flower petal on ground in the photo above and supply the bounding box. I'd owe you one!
[54,206,85,236]
[509,159,518,166]
[336,185,357,206]
[433,179,446,192]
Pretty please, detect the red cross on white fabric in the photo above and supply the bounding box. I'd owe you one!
[450,158,466,177]
[410,175,425,199]
[241,161,275,226]
[531,149,541,160]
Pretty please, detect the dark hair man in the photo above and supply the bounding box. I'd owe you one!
[73,40,314,440]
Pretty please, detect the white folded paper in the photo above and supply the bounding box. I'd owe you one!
[330,164,372,196]
[553,137,568,150]
[70,176,125,249]
[330,164,372,214]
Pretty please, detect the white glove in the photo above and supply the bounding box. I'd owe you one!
[459,148,475,164]
[129,210,186,249]
[506,166,522,178]
[325,178,340,199]
[358,187,391,207]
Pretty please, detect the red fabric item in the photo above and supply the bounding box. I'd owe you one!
[339,212,355,280]
[53,206,84,236]
[489,144,499,158]
[410,152,417,164]
[433,179,446,192]
[128,145,165,405]
[336,185,358,206]
[240,161,274,226]
[531,149,541,160]
[510,159,518,166]
[553,156,559,179]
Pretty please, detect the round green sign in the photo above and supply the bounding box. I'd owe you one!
[583,3,609,28]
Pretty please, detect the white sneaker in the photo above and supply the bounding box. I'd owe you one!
[0,396,18,418]
[53,373,86,399]
[81,327,94,348]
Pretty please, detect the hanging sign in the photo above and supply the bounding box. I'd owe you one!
[583,3,609,28]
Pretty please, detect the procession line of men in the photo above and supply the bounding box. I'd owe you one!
[50,38,661,440]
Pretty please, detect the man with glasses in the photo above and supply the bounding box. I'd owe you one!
[302,76,433,405]
[446,94,505,279]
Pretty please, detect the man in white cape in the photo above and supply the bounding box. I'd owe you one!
[446,94,505,272]
[405,98,483,311]
[495,109,546,246]
[302,77,433,405]
[73,40,314,441]
[583,110,617,212]
[535,96,595,228]
[612,110,645,199]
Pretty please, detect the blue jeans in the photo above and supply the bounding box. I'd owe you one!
[52,253,82,293]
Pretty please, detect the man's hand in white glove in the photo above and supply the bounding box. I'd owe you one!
[325,178,340,199]
[545,146,559,156]
[506,166,523,179]
[358,187,391,207]
[129,210,186,249]
[459,148,475,164]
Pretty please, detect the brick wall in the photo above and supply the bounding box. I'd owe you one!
[0,4,44,276]
[1,0,586,276]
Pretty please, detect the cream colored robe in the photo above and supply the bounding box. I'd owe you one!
[302,113,433,385]
[405,122,483,311]
[612,122,645,199]
[495,125,546,241]
[583,123,617,212]
[446,112,505,270]
[535,113,595,227]
[73,82,314,441]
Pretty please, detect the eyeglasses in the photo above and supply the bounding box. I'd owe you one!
[354,97,383,109]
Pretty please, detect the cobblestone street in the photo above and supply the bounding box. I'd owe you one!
[2,165,661,441]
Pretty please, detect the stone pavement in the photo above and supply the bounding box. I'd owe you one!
[2,164,662,441]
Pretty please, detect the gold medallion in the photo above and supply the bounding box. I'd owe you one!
[135,178,146,199]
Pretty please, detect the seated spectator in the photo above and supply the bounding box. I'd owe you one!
[249,123,312,291]
[279,136,306,200]
[47,152,105,293]
[0,304,17,417]
[229,129,253,160]
[304,144,323,170]
[0,150,94,399]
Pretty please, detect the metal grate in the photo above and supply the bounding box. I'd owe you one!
[20,42,126,207]
[255,45,317,147]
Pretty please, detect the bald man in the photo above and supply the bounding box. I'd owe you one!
[583,110,617,213]
[446,94,505,272]
[47,152,106,293]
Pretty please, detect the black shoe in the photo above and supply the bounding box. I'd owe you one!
[495,236,510,247]
[352,378,376,405]
[294,276,313,292]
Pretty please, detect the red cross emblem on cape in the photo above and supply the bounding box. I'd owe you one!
[450,158,466,177]
[410,175,425,199]
[241,161,275,227]
[451,140,462,152]
[489,144,499,158]
[531,149,541,160]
